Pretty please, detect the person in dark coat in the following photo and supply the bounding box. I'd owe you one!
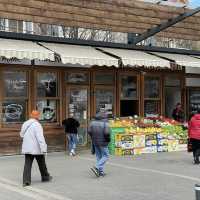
[62,117,80,156]
[88,112,110,177]
[172,103,184,122]
[188,109,200,164]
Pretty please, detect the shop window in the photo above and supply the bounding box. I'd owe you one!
[144,77,160,98]
[2,71,28,123]
[95,73,114,85]
[37,72,57,97]
[121,76,137,99]
[144,76,160,117]
[36,72,59,123]
[65,72,89,84]
[164,76,181,118]
[120,75,138,117]
[144,100,160,117]
[95,89,114,116]
[36,100,57,122]
[188,89,200,116]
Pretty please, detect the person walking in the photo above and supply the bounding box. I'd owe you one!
[88,112,110,177]
[62,116,80,156]
[188,109,200,164]
[20,110,52,187]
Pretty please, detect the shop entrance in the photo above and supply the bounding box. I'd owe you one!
[66,86,89,145]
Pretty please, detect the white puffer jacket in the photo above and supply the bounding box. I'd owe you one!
[20,119,47,155]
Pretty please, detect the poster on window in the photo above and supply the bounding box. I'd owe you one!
[2,100,26,123]
[37,100,57,122]
[3,71,27,97]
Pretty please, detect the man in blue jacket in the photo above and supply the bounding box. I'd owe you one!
[88,112,110,177]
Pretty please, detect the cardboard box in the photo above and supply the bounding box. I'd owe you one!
[134,148,144,155]
[142,146,157,154]
[157,139,168,146]
[145,140,157,147]
[168,140,179,152]
[145,134,157,141]
[115,134,134,142]
[115,148,134,156]
[133,135,145,148]
[157,145,168,152]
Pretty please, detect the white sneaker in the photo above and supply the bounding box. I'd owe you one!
[69,152,73,156]
[71,149,76,156]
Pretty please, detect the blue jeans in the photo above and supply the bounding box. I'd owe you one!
[94,145,109,173]
[67,134,77,152]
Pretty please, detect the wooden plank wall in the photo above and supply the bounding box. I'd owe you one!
[0,0,199,40]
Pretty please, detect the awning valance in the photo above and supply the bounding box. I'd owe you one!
[39,42,118,67]
[0,38,55,61]
[99,48,170,68]
[151,52,200,68]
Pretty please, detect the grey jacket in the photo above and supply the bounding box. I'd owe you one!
[88,118,110,147]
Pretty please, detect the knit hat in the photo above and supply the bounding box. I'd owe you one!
[30,110,40,119]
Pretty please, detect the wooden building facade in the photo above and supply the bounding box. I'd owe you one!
[0,0,200,155]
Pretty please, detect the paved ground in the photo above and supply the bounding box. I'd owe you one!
[0,150,200,200]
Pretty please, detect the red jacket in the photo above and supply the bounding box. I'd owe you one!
[189,114,200,140]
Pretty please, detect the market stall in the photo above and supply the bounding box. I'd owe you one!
[109,117,188,156]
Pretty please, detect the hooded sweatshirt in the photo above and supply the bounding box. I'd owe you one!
[188,114,200,140]
[20,118,47,154]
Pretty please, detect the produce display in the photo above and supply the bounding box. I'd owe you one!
[108,116,188,156]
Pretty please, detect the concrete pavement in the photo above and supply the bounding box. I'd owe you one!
[0,150,199,200]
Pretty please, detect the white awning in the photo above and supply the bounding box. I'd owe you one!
[0,38,55,61]
[99,47,170,68]
[39,42,118,67]
[151,52,200,68]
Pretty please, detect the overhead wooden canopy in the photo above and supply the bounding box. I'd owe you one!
[0,0,199,41]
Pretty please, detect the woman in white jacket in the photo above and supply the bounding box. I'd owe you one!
[20,110,52,187]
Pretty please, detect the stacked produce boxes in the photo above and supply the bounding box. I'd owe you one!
[108,117,187,156]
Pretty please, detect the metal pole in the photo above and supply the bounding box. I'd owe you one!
[195,184,200,200]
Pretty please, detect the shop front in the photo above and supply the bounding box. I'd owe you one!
[0,38,200,155]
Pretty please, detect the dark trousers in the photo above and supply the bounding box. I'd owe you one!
[191,139,200,162]
[23,154,50,184]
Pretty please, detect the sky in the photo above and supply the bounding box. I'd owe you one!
[188,0,200,8]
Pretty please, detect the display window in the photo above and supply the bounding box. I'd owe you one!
[144,76,160,117]
[36,72,59,123]
[2,70,28,123]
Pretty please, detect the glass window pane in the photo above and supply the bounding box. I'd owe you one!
[69,89,88,123]
[189,90,200,115]
[144,100,160,117]
[165,87,181,118]
[165,76,180,86]
[3,71,27,97]
[77,127,87,145]
[95,73,114,84]
[144,77,160,98]
[37,100,57,122]
[66,72,89,84]
[96,89,114,115]
[2,100,26,123]
[37,72,57,97]
[121,76,137,99]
